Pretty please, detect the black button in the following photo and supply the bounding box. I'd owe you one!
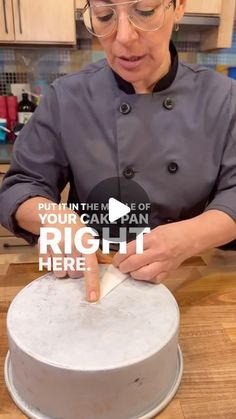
[167,162,179,174]
[119,103,131,114]
[123,167,135,179]
[163,97,174,110]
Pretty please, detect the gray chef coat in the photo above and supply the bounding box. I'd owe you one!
[0,56,236,247]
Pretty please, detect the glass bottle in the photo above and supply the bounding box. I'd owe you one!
[18,93,36,125]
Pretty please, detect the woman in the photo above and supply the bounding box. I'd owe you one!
[0,0,236,302]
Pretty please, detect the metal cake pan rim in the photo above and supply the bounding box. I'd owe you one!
[4,346,183,419]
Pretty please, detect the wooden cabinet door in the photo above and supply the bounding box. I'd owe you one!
[185,0,222,15]
[0,0,15,41]
[76,0,87,8]
[12,0,76,44]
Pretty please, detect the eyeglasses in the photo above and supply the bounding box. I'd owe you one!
[81,0,174,38]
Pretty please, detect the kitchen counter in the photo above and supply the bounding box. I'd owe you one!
[0,143,13,164]
[0,249,236,418]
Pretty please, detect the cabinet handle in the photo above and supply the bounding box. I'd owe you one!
[2,0,8,34]
[3,242,30,248]
[17,0,23,34]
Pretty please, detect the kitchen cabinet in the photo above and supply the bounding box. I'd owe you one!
[77,0,223,15]
[0,0,76,45]
[185,0,222,15]
[184,0,236,50]
[0,0,15,41]
[0,236,37,254]
[76,0,85,8]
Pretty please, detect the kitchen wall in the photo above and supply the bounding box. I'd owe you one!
[1,20,236,96]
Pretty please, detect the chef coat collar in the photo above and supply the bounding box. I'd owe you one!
[112,40,178,94]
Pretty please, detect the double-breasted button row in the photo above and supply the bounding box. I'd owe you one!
[122,163,178,179]
[119,98,174,114]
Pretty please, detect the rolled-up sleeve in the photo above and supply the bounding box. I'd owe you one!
[0,83,69,244]
[205,80,236,221]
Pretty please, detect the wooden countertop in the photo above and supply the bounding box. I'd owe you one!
[0,249,236,419]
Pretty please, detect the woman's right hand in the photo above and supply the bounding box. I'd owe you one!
[38,208,100,302]
[15,197,113,303]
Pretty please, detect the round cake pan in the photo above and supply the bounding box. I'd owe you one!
[5,268,183,419]
[4,348,183,419]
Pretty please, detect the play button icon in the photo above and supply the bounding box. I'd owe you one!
[108,198,131,223]
[84,177,151,248]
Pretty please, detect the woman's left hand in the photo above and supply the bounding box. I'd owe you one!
[112,222,194,283]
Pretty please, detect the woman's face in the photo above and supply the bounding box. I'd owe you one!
[93,0,186,92]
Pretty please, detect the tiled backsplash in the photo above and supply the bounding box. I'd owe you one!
[0,22,93,95]
[1,21,236,96]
